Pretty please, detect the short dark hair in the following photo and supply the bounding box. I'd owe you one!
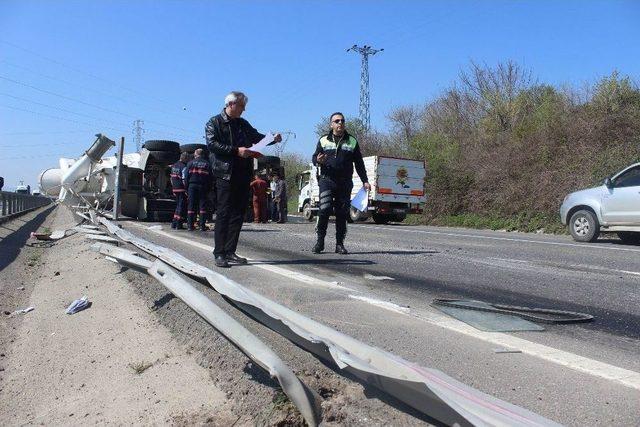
[329,112,344,122]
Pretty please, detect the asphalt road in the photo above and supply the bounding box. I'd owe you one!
[123,216,640,426]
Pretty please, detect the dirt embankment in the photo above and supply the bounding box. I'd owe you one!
[0,206,235,425]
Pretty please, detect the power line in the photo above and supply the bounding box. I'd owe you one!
[0,75,199,136]
[347,45,384,130]
[0,91,198,141]
[0,39,210,117]
[0,59,195,119]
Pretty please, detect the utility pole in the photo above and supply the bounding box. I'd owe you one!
[113,137,125,221]
[132,119,145,152]
[347,44,383,130]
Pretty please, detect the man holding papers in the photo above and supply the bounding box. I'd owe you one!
[312,112,370,255]
[205,91,282,268]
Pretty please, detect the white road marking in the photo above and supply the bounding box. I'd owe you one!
[353,224,640,253]
[363,273,395,281]
[129,223,355,292]
[348,295,409,314]
[133,222,640,391]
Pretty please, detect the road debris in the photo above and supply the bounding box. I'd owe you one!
[12,306,35,316]
[494,348,523,354]
[96,216,562,427]
[363,273,395,281]
[66,296,90,315]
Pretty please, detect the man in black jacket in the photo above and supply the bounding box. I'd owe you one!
[184,149,211,231]
[312,112,370,255]
[205,91,281,268]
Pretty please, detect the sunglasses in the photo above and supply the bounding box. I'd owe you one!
[332,119,345,124]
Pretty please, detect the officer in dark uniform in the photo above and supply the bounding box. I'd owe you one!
[312,112,370,254]
[183,148,211,231]
[170,152,190,229]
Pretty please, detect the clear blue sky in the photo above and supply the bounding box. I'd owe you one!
[1,0,638,191]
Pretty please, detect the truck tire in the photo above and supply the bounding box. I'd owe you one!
[617,231,640,244]
[392,213,407,223]
[372,213,390,224]
[143,140,180,152]
[148,150,180,164]
[302,202,314,221]
[180,143,207,153]
[569,209,599,242]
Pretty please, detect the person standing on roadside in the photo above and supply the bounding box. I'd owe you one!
[250,174,268,223]
[205,91,282,268]
[183,148,211,231]
[269,174,278,222]
[170,152,190,229]
[273,172,287,223]
[312,112,370,254]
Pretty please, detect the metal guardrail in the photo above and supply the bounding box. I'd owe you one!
[0,191,53,222]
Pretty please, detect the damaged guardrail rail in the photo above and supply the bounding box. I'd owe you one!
[96,215,561,427]
[91,243,321,427]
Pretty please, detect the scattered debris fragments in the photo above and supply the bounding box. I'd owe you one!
[66,296,90,315]
[494,348,523,354]
[431,298,594,332]
[95,216,562,427]
[12,306,35,316]
[363,273,395,281]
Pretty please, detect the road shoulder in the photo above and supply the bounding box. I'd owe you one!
[0,206,234,425]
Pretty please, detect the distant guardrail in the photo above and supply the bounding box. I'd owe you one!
[0,191,53,223]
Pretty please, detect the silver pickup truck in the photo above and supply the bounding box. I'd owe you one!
[560,162,640,243]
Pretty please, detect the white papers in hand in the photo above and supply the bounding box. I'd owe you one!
[251,132,276,154]
[351,187,368,211]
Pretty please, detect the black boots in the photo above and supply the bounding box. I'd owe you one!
[312,238,325,254]
[335,244,348,255]
[226,253,248,264]
[214,255,230,268]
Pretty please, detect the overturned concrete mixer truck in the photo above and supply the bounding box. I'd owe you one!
[38,134,213,220]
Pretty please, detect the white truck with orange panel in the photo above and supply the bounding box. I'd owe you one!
[297,155,426,224]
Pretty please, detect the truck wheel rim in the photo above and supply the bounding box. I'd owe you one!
[574,217,589,235]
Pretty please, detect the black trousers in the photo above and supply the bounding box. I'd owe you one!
[187,184,208,228]
[275,197,287,223]
[173,191,187,223]
[316,177,352,244]
[214,174,250,256]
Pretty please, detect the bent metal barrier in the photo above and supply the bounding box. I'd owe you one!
[0,191,52,223]
[95,214,561,427]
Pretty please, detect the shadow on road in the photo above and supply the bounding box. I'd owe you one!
[247,257,376,267]
[347,250,439,255]
[0,206,55,274]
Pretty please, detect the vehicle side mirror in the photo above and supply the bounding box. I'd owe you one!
[604,177,613,188]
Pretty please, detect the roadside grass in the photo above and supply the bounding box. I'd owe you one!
[26,247,43,267]
[129,360,154,374]
[255,389,301,425]
[404,212,567,234]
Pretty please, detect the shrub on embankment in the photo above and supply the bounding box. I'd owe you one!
[353,61,640,232]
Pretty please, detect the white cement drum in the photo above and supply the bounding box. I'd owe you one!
[38,168,62,197]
